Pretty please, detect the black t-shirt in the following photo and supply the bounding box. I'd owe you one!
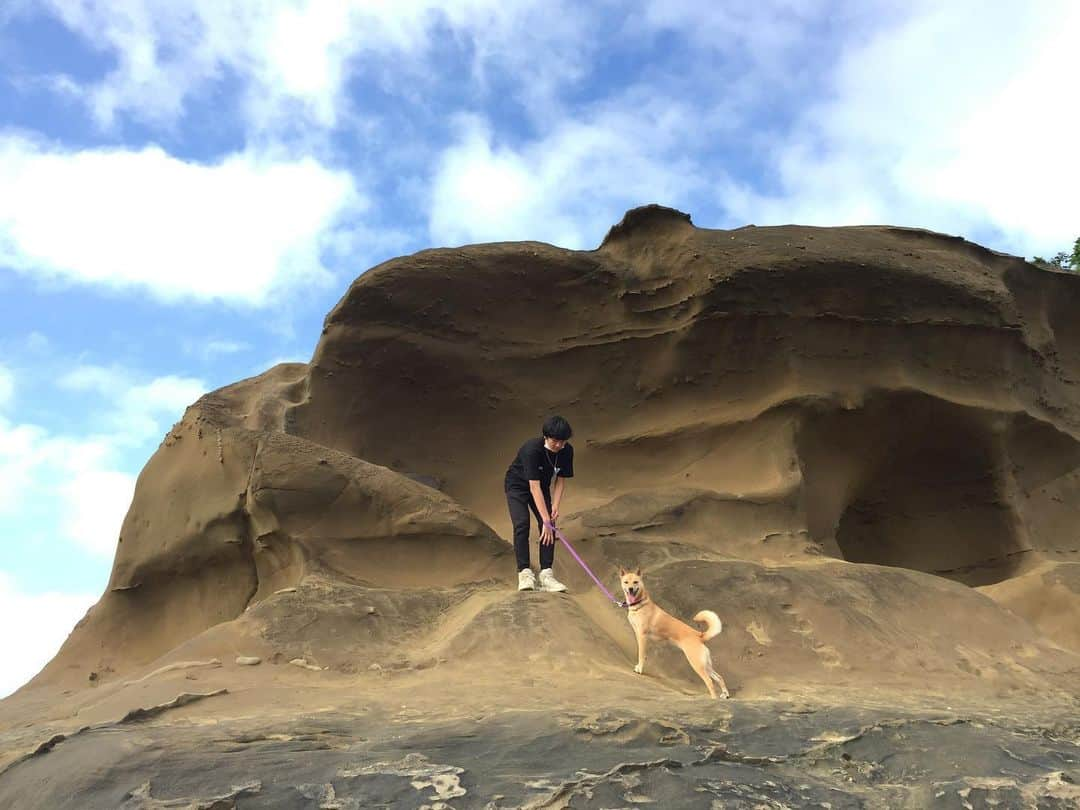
[505,437,574,495]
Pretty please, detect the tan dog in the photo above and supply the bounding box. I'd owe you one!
[619,567,729,699]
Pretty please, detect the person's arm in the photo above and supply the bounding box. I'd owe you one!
[529,480,555,543]
[552,444,573,525]
[551,476,566,524]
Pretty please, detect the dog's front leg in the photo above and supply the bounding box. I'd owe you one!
[633,630,648,675]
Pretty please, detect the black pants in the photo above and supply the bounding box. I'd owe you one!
[506,489,553,571]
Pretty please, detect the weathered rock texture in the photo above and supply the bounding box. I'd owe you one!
[2,206,1078,807]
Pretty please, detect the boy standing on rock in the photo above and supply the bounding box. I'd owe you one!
[504,416,574,592]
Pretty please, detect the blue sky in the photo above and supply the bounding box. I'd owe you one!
[1,1,1078,697]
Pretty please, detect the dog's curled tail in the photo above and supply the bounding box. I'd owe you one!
[694,610,722,641]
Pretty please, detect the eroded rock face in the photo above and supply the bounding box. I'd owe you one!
[3,207,1080,808]
[296,207,1080,572]
[32,375,510,686]
[28,205,1080,685]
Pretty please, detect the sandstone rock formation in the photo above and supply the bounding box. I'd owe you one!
[2,206,1078,807]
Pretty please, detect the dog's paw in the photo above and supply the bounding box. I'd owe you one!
[633,664,643,674]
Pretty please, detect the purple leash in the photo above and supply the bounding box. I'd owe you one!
[548,523,626,608]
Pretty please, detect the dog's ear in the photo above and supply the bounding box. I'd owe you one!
[634,567,642,576]
[618,566,627,575]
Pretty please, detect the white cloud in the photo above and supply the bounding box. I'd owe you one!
[0,572,97,698]
[60,364,203,409]
[0,364,13,410]
[0,366,204,557]
[258,355,308,370]
[0,136,362,305]
[59,466,137,558]
[60,365,206,444]
[638,0,848,71]
[204,339,250,357]
[12,1,1072,266]
[0,418,47,513]
[24,332,51,353]
[429,105,702,249]
[179,337,253,363]
[120,374,207,439]
[912,23,1080,257]
[23,0,591,131]
[0,419,134,556]
[717,1,1080,258]
[58,365,127,396]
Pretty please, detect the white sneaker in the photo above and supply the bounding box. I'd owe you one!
[538,568,567,592]
[518,569,537,591]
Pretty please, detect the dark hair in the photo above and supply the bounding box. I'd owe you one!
[542,415,573,441]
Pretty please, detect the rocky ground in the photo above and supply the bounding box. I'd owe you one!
[2,668,1078,808]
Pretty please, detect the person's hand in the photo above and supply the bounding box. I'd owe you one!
[540,522,555,544]
[551,506,560,524]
